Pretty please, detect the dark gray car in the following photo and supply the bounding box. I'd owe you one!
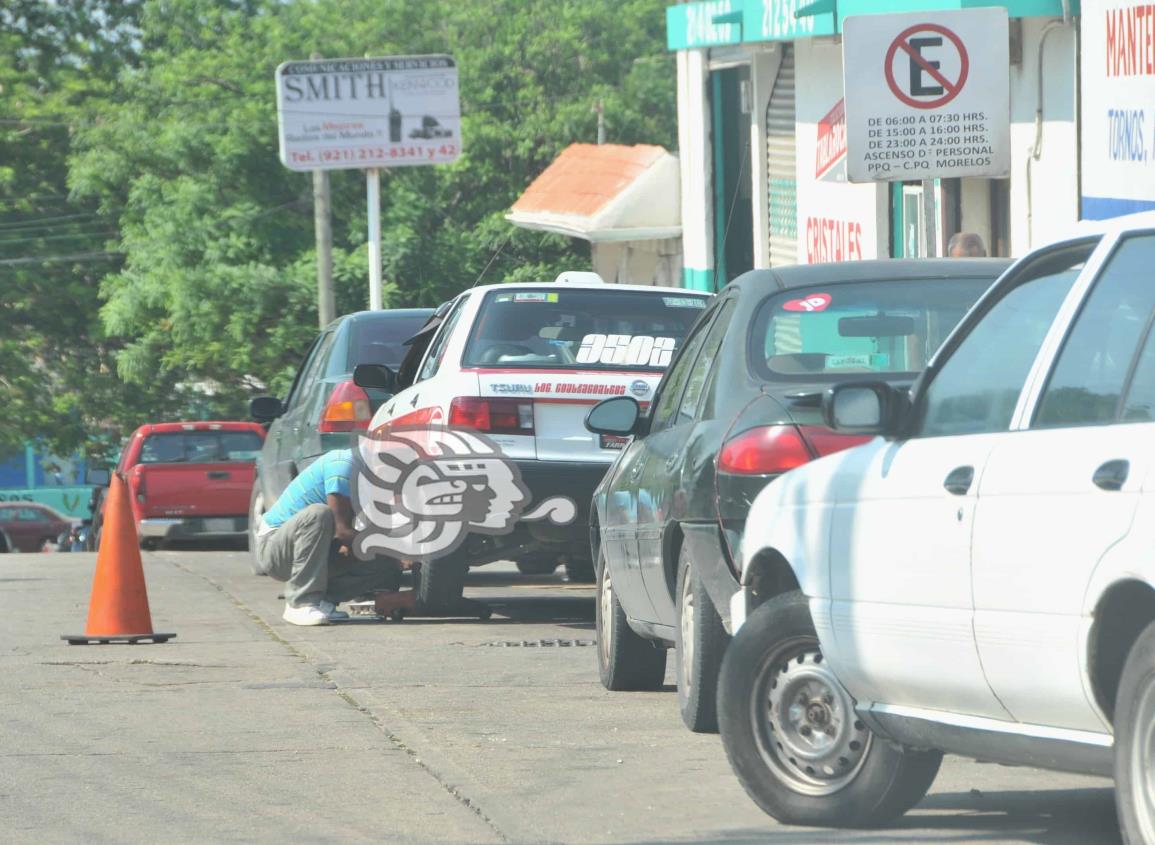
[248,308,433,565]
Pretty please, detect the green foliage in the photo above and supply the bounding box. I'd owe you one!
[0,0,163,461]
[4,0,676,458]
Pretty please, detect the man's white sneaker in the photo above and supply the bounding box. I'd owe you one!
[318,600,349,621]
[283,604,331,626]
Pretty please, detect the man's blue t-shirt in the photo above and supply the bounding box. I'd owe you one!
[263,449,353,529]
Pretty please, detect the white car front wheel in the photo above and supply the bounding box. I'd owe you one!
[1115,618,1155,845]
[718,591,942,828]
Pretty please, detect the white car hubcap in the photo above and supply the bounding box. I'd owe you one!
[754,638,871,796]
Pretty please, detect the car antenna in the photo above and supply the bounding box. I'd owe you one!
[471,230,515,288]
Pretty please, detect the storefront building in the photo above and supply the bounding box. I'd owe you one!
[668,0,1088,290]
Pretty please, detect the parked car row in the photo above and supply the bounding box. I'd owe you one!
[60,216,1155,838]
[580,214,1155,843]
[177,224,1152,838]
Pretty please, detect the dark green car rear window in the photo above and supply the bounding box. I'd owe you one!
[749,277,992,382]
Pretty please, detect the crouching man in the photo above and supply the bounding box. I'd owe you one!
[255,448,397,626]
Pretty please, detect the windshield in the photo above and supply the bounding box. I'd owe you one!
[462,288,709,371]
[750,277,993,381]
[140,431,263,464]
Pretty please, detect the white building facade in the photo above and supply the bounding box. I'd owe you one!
[668,0,1151,290]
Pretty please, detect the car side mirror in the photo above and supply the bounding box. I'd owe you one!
[85,467,111,487]
[250,396,284,422]
[585,396,641,436]
[353,364,397,392]
[823,382,898,436]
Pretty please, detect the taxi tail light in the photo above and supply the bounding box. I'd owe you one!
[718,425,814,475]
[319,381,372,433]
[448,397,534,435]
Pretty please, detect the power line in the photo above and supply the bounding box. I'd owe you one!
[0,250,123,267]
[0,212,104,232]
[0,228,118,247]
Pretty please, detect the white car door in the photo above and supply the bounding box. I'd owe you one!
[973,230,1155,732]
[829,240,1092,720]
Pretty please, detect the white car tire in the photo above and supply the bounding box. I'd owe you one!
[718,591,942,828]
[1114,617,1155,845]
[415,554,468,609]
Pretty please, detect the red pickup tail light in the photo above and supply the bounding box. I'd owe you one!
[134,468,146,505]
[718,424,873,476]
[319,381,372,433]
[448,397,535,435]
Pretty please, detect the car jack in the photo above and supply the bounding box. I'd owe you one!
[370,589,492,622]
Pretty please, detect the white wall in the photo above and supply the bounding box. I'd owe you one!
[750,47,783,269]
[591,239,682,286]
[793,38,888,263]
[1008,17,1078,254]
[676,48,714,286]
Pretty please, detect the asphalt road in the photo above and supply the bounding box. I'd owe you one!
[1,549,1124,844]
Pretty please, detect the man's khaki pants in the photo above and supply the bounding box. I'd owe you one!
[255,504,396,607]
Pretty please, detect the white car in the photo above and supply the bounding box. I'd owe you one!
[358,273,711,603]
[719,213,1155,843]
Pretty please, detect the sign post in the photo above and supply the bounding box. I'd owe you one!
[843,9,1010,185]
[367,168,382,311]
[275,55,462,309]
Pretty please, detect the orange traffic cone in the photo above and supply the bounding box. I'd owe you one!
[62,473,175,645]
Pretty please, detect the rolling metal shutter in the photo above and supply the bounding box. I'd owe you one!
[765,47,797,267]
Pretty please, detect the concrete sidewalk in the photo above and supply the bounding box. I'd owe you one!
[1,550,1122,845]
[0,551,500,845]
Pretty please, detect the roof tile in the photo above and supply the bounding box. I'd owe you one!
[511,143,668,218]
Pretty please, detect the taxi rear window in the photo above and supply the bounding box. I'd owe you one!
[462,288,708,371]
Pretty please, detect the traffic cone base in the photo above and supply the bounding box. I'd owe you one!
[61,633,176,645]
[63,472,176,646]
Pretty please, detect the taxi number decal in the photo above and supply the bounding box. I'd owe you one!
[576,334,676,367]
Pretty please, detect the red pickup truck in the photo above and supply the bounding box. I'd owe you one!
[116,422,265,549]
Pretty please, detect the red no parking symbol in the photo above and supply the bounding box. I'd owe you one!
[884,23,969,109]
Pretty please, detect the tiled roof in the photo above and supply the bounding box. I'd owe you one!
[511,144,669,218]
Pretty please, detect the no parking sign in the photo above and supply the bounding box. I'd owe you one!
[843,8,1010,183]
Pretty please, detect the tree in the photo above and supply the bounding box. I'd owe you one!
[0,0,166,462]
[52,0,676,434]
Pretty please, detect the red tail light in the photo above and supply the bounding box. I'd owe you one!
[797,426,873,458]
[718,425,873,475]
[448,397,535,435]
[319,381,372,433]
[134,467,146,505]
[718,425,814,475]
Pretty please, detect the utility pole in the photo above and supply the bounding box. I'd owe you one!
[593,100,605,145]
[311,53,335,327]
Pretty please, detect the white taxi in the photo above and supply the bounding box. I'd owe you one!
[358,273,711,601]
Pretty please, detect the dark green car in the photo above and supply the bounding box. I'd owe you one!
[248,308,433,567]
[586,259,1011,732]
